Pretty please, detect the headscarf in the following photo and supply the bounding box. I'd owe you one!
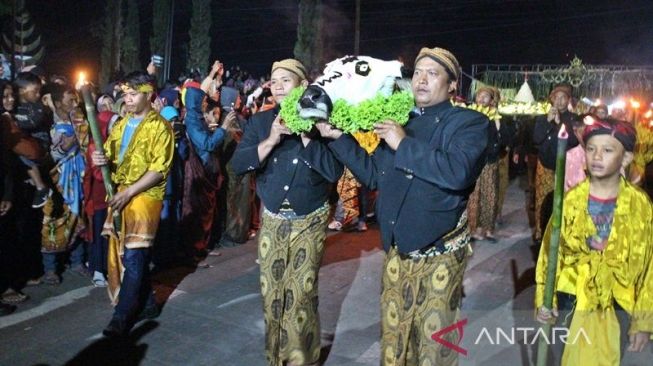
[271,59,308,81]
[475,86,501,105]
[415,47,460,81]
[549,84,572,102]
[582,117,636,152]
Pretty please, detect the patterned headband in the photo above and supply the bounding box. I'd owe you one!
[121,82,154,94]
[582,117,636,152]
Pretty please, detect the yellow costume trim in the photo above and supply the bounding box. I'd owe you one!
[632,120,653,182]
[535,178,653,334]
[120,83,154,94]
[103,109,175,200]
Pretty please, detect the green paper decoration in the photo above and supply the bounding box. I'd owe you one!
[279,87,415,134]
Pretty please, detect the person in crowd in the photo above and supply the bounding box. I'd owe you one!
[215,87,253,248]
[532,83,579,244]
[39,84,89,285]
[0,76,45,288]
[13,72,52,208]
[595,104,608,120]
[0,78,26,309]
[316,47,487,366]
[83,110,119,287]
[231,58,343,366]
[96,94,115,113]
[180,81,234,259]
[536,118,652,365]
[91,71,174,337]
[153,105,188,267]
[467,86,502,241]
[565,117,588,192]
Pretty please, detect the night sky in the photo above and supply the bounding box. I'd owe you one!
[19,0,653,83]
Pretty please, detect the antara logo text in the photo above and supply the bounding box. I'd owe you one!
[432,318,591,355]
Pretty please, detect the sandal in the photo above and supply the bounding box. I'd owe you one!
[92,271,108,287]
[92,278,108,287]
[328,220,343,231]
[43,271,60,286]
[25,277,42,286]
[1,289,28,304]
[71,265,92,278]
[484,235,498,243]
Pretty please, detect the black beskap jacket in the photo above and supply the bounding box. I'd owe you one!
[231,108,343,215]
[329,100,489,254]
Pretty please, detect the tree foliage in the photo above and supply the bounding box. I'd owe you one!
[187,0,211,75]
[294,0,323,73]
[150,0,170,56]
[121,0,141,73]
[99,0,122,86]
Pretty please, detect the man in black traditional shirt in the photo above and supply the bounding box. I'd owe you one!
[231,59,343,366]
[317,47,488,366]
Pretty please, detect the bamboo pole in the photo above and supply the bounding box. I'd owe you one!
[78,74,120,232]
[536,123,568,366]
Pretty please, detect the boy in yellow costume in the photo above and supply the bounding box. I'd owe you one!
[535,118,653,365]
[92,71,174,337]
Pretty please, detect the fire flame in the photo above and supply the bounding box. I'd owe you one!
[558,123,568,139]
[75,72,87,90]
[630,99,641,109]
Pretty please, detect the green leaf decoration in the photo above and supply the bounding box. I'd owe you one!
[279,87,314,133]
[279,87,415,134]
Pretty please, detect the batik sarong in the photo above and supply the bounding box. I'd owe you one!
[496,153,510,219]
[258,203,330,366]
[336,168,360,226]
[534,160,554,241]
[467,161,499,233]
[380,216,470,366]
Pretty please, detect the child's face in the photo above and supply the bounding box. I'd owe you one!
[2,85,15,112]
[20,83,41,103]
[585,134,631,179]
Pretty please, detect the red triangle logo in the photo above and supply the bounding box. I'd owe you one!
[431,318,468,356]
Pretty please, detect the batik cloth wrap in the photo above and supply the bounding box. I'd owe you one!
[257,202,330,366]
[534,160,554,240]
[336,167,361,225]
[496,152,510,217]
[467,161,499,233]
[381,212,471,366]
[41,128,86,253]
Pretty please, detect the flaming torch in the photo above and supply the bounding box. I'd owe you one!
[77,72,120,231]
[630,98,641,124]
[536,124,568,366]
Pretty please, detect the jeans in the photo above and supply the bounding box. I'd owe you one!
[113,247,155,322]
[88,209,108,274]
[42,239,85,273]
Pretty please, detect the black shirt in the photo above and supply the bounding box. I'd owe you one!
[328,100,489,253]
[532,111,579,170]
[231,108,343,215]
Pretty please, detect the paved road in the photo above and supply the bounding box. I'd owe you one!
[0,177,650,365]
